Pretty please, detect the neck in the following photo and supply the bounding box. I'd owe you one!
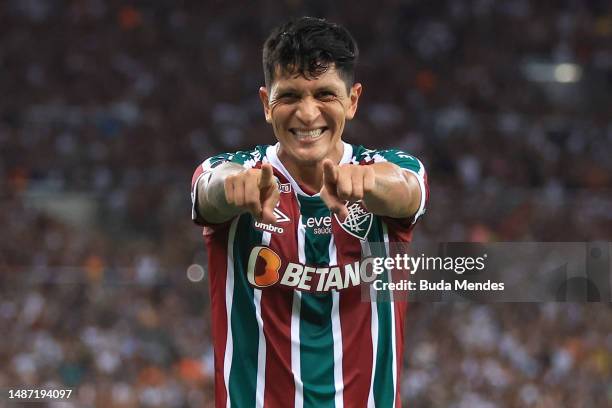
[278,142,344,193]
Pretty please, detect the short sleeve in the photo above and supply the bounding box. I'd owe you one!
[357,148,429,225]
[191,148,266,226]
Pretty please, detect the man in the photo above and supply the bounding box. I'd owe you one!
[191,17,428,408]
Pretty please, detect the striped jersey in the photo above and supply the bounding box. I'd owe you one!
[191,142,428,408]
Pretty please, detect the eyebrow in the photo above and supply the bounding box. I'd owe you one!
[273,85,340,95]
[273,87,298,95]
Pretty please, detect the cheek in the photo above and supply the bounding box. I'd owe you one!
[270,107,292,126]
[325,103,349,126]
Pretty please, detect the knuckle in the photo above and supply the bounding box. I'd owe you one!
[244,195,258,207]
[338,189,350,200]
[248,204,260,215]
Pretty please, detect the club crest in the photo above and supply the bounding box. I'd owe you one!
[334,201,373,240]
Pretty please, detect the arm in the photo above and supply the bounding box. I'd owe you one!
[196,162,245,224]
[363,162,421,218]
[196,162,279,224]
[320,160,422,219]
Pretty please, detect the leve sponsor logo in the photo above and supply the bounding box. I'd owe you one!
[305,216,331,228]
[247,246,379,292]
[305,215,332,234]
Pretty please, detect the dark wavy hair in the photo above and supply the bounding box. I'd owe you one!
[262,17,359,90]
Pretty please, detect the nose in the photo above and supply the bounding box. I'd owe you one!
[294,97,320,125]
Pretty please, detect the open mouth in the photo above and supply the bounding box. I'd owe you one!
[289,127,328,141]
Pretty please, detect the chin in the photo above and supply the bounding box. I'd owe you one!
[279,135,339,164]
[292,154,323,166]
[294,146,329,163]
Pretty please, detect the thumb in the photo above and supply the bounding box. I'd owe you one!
[320,191,348,222]
[320,186,349,222]
[334,204,349,223]
[260,189,280,225]
[259,163,275,189]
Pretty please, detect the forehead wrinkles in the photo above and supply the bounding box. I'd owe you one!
[271,77,345,98]
[271,82,342,97]
[271,65,346,94]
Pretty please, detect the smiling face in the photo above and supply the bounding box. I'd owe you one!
[259,65,362,167]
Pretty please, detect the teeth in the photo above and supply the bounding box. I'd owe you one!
[293,128,324,139]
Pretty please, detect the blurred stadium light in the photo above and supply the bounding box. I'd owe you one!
[522,60,583,83]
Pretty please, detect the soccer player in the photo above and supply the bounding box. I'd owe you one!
[191,17,428,408]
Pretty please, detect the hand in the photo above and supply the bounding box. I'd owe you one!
[224,163,280,224]
[320,159,375,220]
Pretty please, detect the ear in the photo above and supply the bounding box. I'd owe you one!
[345,82,362,120]
[259,87,272,123]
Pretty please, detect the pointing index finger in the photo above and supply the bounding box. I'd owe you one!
[259,163,274,189]
[322,159,338,185]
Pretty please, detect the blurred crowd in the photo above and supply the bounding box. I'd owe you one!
[0,0,611,406]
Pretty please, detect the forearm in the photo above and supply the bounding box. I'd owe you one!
[197,162,245,223]
[363,162,421,218]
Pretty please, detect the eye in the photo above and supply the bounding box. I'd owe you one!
[316,91,336,101]
[277,93,298,102]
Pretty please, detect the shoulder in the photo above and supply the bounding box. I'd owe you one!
[351,144,429,227]
[200,145,271,171]
[191,145,271,190]
[349,144,426,174]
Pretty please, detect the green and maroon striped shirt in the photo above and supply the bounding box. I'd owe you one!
[191,142,427,408]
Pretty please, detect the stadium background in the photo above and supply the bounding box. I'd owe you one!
[1,0,611,406]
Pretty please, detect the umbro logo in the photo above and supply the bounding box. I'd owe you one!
[254,221,284,234]
[254,207,290,234]
[273,208,290,223]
